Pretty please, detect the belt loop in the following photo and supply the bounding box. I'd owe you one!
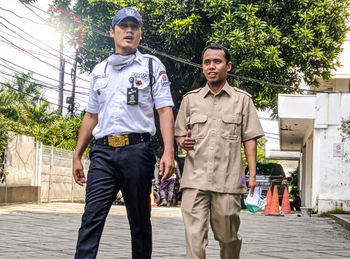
[124,135,130,145]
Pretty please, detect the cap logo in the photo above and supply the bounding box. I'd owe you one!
[126,9,135,16]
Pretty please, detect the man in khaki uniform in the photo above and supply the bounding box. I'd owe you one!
[175,44,264,259]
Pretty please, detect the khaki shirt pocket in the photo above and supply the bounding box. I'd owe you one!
[93,77,109,104]
[221,114,241,140]
[189,114,208,139]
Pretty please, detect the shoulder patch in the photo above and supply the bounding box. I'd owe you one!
[183,87,203,97]
[233,87,252,98]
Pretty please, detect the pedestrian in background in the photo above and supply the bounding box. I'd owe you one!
[72,7,174,259]
[290,190,301,211]
[175,44,264,259]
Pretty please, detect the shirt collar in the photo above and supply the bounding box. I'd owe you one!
[201,81,233,98]
[134,49,143,64]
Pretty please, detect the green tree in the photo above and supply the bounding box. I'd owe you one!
[339,116,350,141]
[43,0,350,113]
[0,73,82,151]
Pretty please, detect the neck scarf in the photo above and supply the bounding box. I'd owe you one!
[107,53,136,71]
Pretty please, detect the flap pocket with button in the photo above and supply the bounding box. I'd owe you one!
[93,77,109,104]
[189,114,208,139]
[221,114,241,140]
[222,115,241,124]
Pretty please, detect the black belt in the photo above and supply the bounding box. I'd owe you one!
[94,133,151,148]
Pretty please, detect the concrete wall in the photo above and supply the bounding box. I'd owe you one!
[3,134,36,186]
[0,134,89,204]
[315,127,350,212]
[40,145,88,203]
[312,93,350,212]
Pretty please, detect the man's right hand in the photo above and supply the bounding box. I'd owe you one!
[73,157,86,186]
[178,129,196,151]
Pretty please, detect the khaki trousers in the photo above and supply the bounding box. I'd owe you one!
[181,188,242,259]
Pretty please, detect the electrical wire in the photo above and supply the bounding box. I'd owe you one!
[0,34,90,84]
[0,79,71,110]
[0,19,75,62]
[0,6,43,24]
[0,66,89,96]
[19,1,46,22]
[0,55,90,92]
[22,1,340,95]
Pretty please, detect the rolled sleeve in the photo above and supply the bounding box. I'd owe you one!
[152,61,174,109]
[241,97,264,142]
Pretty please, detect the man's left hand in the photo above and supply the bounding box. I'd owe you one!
[159,153,174,182]
[248,177,258,196]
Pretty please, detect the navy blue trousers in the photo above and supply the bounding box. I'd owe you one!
[75,142,155,259]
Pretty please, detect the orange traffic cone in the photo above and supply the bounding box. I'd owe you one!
[263,187,272,215]
[281,187,291,214]
[269,185,280,215]
[150,190,157,208]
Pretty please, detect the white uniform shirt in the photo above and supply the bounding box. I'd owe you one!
[86,50,174,139]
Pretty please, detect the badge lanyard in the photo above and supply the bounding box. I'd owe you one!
[127,76,138,105]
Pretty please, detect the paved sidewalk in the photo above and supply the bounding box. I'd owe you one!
[1,203,350,259]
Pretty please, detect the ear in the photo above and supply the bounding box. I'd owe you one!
[227,61,232,72]
[109,28,114,38]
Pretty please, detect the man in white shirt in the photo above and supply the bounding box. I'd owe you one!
[73,7,174,259]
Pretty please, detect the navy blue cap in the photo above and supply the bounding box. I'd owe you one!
[112,7,142,28]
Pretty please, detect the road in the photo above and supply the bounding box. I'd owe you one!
[0,203,349,258]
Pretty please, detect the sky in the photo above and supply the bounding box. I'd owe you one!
[0,0,90,113]
[0,0,280,147]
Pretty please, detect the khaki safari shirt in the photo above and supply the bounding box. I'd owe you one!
[175,82,264,194]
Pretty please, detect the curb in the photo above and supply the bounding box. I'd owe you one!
[330,214,350,232]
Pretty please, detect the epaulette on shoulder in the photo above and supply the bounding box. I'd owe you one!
[93,59,108,73]
[143,54,162,64]
[183,87,203,97]
[233,87,252,98]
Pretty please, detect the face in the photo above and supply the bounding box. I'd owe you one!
[110,18,142,55]
[202,48,232,87]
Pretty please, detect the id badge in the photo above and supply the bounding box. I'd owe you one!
[127,87,138,105]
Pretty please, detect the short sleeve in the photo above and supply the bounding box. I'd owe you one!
[86,73,99,114]
[241,97,264,142]
[151,59,174,109]
[175,96,189,137]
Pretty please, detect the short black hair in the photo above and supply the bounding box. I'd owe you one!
[201,44,231,64]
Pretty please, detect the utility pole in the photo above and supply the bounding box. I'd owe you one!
[68,52,77,115]
[58,27,65,114]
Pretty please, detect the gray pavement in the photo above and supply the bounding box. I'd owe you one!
[1,203,350,259]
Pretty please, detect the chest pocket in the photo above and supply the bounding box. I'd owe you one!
[137,79,152,102]
[93,77,109,104]
[221,114,241,140]
[189,114,208,139]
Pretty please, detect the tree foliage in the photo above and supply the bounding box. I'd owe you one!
[46,0,350,113]
[340,116,350,142]
[0,73,82,150]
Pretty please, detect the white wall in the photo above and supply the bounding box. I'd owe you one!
[2,134,88,202]
[315,126,350,212]
[313,93,350,212]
